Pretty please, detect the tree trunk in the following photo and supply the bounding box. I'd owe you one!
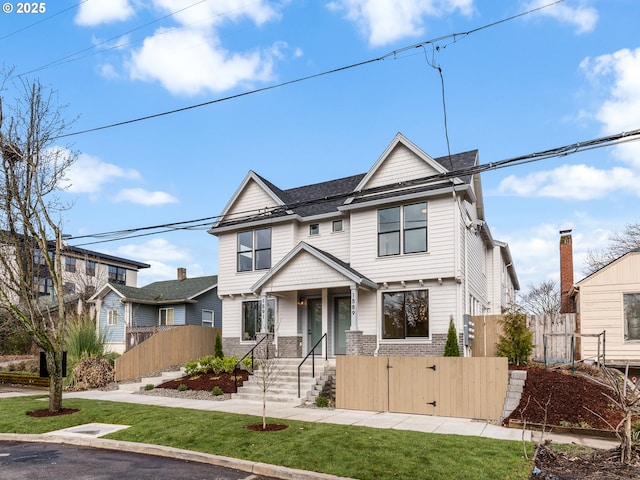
[621,411,633,464]
[46,349,63,412]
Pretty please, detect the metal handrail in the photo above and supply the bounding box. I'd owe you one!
[298,333,327,398]
[233,335,268,393]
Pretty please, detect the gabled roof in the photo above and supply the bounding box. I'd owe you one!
[251,242,378,292]
[210,133,478,231]
[575,250,640,287]
[91,275,218,305]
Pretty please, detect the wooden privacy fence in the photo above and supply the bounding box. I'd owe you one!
[336,356,508,421]
[470,314,578,364]
[115,326,219,381]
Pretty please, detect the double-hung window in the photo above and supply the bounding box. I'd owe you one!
[65,257,76,273]
[107,310,118,326]
[382,289,429,339]
[378,202,427,256]
[202,310,214,328]
[86,260,96,276]
[237,228,271,272]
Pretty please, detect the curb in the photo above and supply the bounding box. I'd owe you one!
[0,434,357,480]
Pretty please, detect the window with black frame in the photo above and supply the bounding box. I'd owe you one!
[382,290,429,339]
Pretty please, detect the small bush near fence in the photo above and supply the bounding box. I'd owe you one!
[185,355,238,375]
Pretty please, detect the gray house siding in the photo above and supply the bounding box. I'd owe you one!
[99,291,125,343]
[131,304,157,327]
[185,288,221,327]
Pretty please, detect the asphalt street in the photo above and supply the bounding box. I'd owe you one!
[0,441,279,480]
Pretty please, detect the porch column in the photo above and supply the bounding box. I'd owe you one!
[350,284,358,330]
[260,292,268,333]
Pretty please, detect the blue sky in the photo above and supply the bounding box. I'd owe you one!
[1,0,639,293]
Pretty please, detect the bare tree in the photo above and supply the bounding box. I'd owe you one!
[584,222,640,275]
[252,336,284,429]
[519,280,561,316]
[0,73,77,412]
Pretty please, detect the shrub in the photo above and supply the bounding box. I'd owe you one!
[496,305,533,365]
[144,384,154,391]
[315,396,331,408]
[184,361,199,375]
[185,354,239,375]
[211,386,224,396]
[66,315,106,366]
[214,331,224,359]
[178,384,188,392]
[444,316,460,357]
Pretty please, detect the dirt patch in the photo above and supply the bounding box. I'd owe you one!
[506,366,624,431]
[245,423,289,432]
[27,408,80,418]
[156,371,250,394]
[533,444,640,479]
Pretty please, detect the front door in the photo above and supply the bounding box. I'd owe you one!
[334,297,350,355]
[307,298,322,354]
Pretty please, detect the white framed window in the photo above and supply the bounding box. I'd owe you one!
[332,220,343,233]
[107,310,118,326]
[309,223,320,235]
[624,293,640,341]
[159,308,174,326]
[202,309,214,328]
[65,257,76,273]
[378,202,428,256]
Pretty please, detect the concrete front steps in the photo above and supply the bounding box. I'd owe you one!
[233,358,333,405]
[117,368,186,392]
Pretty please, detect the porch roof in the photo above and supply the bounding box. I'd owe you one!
[251,242,378,293]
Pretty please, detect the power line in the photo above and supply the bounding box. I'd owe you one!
[54,0,566,140]
[0,1,88,41]
[69,127,640,247]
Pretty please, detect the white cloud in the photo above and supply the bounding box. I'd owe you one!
[526,0,598,34]
[111,238,207,285]
[328,0,473,47]
[128,28,276,95]
[498,164,640,199]
[122,0,285,96]
[580,47,640,167]
[75,0,134,26]
[114,188,178,206]
[64,153,141,196]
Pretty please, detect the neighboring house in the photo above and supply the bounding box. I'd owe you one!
[91,269,220,354]
[572,250,640,366]
[208,133,519,359]
[0,233,149,315]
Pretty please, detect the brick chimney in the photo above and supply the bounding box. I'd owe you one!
[559,230,575,313]
[177,267,187,281]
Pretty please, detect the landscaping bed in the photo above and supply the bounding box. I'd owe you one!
[155,370,250,394]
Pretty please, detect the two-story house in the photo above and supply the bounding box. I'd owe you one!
[208,133,519,359]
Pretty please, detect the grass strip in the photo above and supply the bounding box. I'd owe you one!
[0,396,533,480]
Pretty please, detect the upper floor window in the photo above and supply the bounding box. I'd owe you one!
[86,260,96,276]
[309,224,320,236]
[332,220,343,233]
[108,265,126,285]
[378,202,427,256]
[65,257,76,273]
[237,228,271,272]
[34,249,52,265]
[36,276,53,296]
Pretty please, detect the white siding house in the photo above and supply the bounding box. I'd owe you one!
[573,251,640,365]
[209,133,519,359]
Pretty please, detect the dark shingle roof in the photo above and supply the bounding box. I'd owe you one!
[111,275,218,303]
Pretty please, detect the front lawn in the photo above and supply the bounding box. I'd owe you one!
[0,396,533,480]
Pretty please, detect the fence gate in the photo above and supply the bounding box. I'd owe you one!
[336,356,508,421]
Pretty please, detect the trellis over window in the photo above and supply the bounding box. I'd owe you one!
[237,228,272,272]
[378,202,427,256]
[382,289,429,339]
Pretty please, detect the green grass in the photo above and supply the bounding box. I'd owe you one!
[0,396,533,480]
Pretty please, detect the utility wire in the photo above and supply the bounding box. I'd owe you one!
[54,0,566,140]
[0,1,88,41]
[68,127,640,247]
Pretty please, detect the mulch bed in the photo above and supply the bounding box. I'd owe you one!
[505,366,624,431]
[156,371,250,393]
[27,408,80,418]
